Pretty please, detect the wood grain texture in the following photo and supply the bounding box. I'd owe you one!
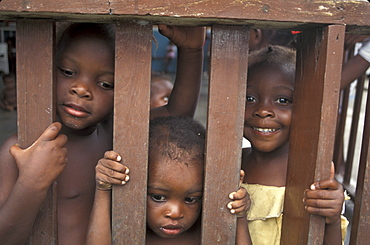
[350,82,370,244]
[281,25,345,244]
[112,21,152,245]
[0,0,108,14]
[201,25,249,245]
[16,20,57,244]
[0,0,369,31]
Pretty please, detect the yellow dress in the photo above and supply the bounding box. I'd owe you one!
[241,183,349,245]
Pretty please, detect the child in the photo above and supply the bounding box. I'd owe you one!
[86,116,252,244]
[0,23,205,244]
[241,45,347,244]
[0,73,16,111]
[341,35,370,89]
[150,72,173,109]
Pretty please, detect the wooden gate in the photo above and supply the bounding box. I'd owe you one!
[0,0,370,244]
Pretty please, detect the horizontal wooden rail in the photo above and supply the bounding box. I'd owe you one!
[0,0,370,32]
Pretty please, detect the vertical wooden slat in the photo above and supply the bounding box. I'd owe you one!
[16,20,57,244]
[112,21,152,244]
[202,25,249,245]
[343,75,366,186]
[335,87,350,178]
[350,85,370,244]
[281,25,345,244]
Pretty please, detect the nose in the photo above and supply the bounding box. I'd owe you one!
[69,83,92,99]
[253,100,275,118]
[164,202,184,220]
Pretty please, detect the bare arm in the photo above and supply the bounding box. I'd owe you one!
[341,55,370,89]
[86,151,129,245]
[86,189,112,245]
[150,26,205,119]
[236,217,252,245]
[0,123,67,244]
[341,36,370,89]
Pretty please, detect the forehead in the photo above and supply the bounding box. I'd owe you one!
[149,158,204,187]
[248,63,295,88]
[151,78,173,90]
[63,36,112,53]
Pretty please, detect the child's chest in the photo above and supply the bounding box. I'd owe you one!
[57,132,112,200]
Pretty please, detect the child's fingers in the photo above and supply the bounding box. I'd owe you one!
[304,193,342,208]
[9,143,22,159]
[229,186,248,200]
[96,158,129,178]
[104,151,122,162]
[39,122,63,142]
[95,161,130,190]
[157,25,173,39]
[228,187,250,214]
[309,178,342,191]
[227,198,250,215]
[239,170,245,186]
[304,205,340,220]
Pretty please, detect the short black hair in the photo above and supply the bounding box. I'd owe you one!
[149,116,206,166]
[248,45,296,76]
[56,23,115,61]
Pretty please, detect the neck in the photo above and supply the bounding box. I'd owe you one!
[250,143,290,166]
[60,124,98,137]
[243,143,290,187]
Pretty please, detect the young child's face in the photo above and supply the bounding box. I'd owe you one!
[244,63,294,152]
[147,157,203,239]
[150,78,173,109]
[56,36,114,131]
[3,77,15,89]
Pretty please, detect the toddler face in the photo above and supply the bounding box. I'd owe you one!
[56,36,114,132]
[146,156,203,239]
[244,63,294,152]
[150,77,173,109]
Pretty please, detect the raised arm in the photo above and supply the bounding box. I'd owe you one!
[86,151,129,245]
[0,123,67,244]
[341,36,370,89]
[150,25,206,119]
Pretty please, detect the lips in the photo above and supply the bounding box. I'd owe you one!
[62,103,90,118]
[253,127,279,133]
[160,225,184,236]
[250,126,281,135]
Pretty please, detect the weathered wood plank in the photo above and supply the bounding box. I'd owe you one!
[111,0,370,26]
[16,20,57,244]
[0,0,108,14]
[202,25,249,245]
[0,0,370,31]
[112,21,152,245]
[281,25,345,244]
[350,85,370,244]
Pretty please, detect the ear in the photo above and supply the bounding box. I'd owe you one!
[249,29,263,52]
